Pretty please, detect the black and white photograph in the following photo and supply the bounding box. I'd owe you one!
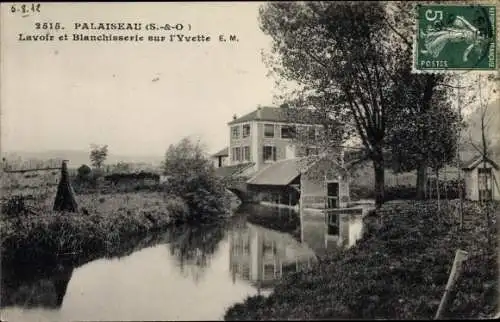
[0,1,499,321]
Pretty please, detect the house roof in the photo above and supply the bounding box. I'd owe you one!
[228,106,322,126]
[461,154,500,171]
[212,147,229,157]
[215,162,254,178]
[247,154,349,186]
[246,158,306,186]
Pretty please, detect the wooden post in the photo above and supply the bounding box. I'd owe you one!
[435,249,469,320]
[53,160,78,212]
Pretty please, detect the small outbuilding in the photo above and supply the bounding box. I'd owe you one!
[246,154,350,209]
[461,154,500,201]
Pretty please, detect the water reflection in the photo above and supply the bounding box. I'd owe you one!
[300,208,367,256]
[1,264,74,309]
[229,218,317,293]
[167,223,228,283]
[0,204,371,321]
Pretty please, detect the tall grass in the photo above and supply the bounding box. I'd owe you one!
[0,192,187,264]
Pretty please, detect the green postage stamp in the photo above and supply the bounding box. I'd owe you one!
[415,4,497,72]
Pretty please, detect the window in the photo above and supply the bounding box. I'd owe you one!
[327,182,339,209]
[242,124,251,138]
[478,167,492,201]
[327,213,340,235]
[308,127,316,140]
[281,125,296,139]
[264,124,275,138]
[232,147,241,162]
[262,239,277,256]
[243,146,250,161]
[263,263,277,280]
[263,146,277,162]
[231,126,240,139]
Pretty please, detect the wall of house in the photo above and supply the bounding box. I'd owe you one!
[254,122,303,171]
[251,121,261,171]
[211,156,228,168]
[464,170,476,200]
[300,158,349,209]
[228,120,323,172]
[464,164,500,201]
[229,122,253,165]
[247,184,300,206]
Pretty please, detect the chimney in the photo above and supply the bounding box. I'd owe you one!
[233,114,237,120]
[256,106,262,119]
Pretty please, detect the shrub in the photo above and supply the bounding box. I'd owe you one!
[164,196,190,223]
[162,137,228,222]
[77,164,92,178]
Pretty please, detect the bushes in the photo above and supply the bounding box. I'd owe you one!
[350,184,416,201]
[164,196,190,224]
[162,137,228,222]
[350,179,464,202]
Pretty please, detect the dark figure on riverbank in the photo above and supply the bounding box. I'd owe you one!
[53,161,78,212]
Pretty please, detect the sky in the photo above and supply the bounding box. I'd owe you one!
[1,2,498,160]
[0,2,277,157]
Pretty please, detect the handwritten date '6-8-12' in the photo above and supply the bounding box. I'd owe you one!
[10,3,41,14]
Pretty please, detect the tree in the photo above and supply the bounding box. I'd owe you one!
[259,2,461,206]
[259,2,414,207]
[77,164,92,178]
[114,161,131,173]
[163,137,227,221]
[89,144,108,169]
[386,66,461,199]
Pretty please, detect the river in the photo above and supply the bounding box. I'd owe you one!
[0,203,370,321]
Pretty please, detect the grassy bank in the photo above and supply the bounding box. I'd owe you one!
[0,192,195,265]
[225,200,498,320]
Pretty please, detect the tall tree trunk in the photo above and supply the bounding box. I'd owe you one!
[416,162,427,200]
[373,158,385,208]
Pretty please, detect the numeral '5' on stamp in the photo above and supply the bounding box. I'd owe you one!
[415,4,497,73]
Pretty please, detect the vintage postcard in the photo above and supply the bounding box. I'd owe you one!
[1,2,498,321]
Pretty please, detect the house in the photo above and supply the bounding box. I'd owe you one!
[213,105,349,207]
[214,105,325,174]
[211,147,229,168]
[461,154,500,201]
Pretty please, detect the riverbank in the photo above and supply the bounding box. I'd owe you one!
[0,191,228,266]
[225,200,498,320]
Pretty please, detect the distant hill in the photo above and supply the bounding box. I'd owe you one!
[1,150,164,168]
